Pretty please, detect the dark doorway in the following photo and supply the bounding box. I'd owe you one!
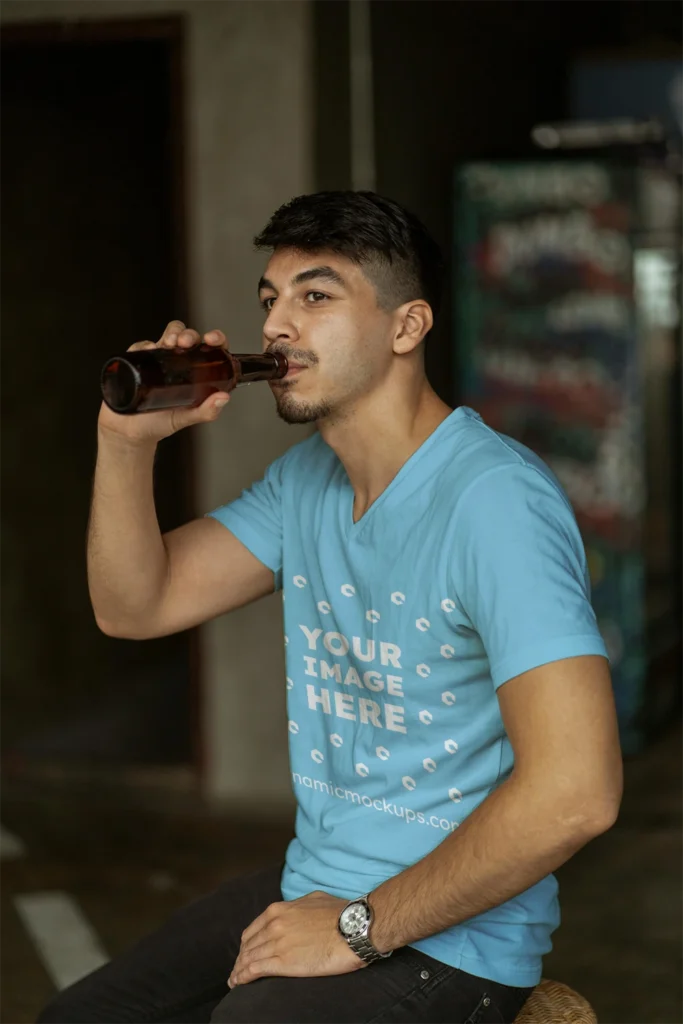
[1,18,198,769]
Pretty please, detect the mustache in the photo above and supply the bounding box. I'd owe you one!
[266,344,317,367]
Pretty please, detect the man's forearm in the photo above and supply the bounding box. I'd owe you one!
[368,772,614,954]
[87,429,167,633]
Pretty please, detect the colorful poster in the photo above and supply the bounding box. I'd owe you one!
[454,161,646,751]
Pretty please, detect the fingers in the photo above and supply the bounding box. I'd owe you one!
[128,323,227,354]
[159,319,186,345]
[239,906,274,946]
[229,943,280,988]
[159,326,200,349]
[203,329,228,348]
[126,340,157,352]
[158,321,226,350]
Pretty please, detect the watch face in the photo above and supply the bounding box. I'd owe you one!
[340,902,370,937]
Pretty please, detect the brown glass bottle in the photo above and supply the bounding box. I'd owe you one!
[100,345,288,414]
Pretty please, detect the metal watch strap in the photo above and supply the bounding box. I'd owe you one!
[347,931,391,965]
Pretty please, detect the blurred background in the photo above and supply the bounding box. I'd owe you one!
[1,1,680,1021]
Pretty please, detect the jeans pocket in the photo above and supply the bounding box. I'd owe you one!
[466,988,532,1024]
[465,993,493,1024]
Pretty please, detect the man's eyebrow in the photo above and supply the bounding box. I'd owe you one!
[257,276,275,294]
[257,266,347,296]
[292,266,347,288]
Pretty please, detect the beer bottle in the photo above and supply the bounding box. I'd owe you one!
[101,345,288,414]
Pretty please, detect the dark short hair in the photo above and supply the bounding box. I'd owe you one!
[254,191,443,328]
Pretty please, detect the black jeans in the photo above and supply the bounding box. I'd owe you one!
[37,864,534,1024]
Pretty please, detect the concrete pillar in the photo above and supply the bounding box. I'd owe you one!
[2,0,314,809]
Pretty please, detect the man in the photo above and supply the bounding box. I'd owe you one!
[40,191,622,1024]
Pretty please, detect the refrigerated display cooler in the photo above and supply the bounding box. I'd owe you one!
[454,159,681,753]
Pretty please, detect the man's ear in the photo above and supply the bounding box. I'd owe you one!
[393,300,433,355]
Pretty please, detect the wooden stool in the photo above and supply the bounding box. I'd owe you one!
[514,979,597,1023]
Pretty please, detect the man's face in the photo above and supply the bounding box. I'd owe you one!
[258,248,396,425]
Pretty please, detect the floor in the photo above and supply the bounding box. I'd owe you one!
[2,724,681,1024]
[542,722,682,1023]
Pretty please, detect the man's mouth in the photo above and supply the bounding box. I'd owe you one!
[267,350,313,383]
[283,364,307,379]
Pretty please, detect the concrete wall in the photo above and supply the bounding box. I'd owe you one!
[2,0,313,810]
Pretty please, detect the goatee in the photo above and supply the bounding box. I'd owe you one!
[274,389,333,425]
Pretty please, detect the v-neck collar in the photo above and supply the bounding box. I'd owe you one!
[341,408,467,537]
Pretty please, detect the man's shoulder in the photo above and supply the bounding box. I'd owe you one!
[447,407,567,508]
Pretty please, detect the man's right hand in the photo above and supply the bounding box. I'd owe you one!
[97,320,232,445]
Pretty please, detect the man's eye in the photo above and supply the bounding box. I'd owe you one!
[261,296,276,312]
[306,291,327,304]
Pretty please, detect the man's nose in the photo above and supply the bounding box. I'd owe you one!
[263,303,299,344]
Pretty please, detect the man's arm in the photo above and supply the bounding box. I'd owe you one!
[88,322,279,639]
[227,653,622,989]
[227,651,622,987]
[368,653,622,952]
[89,433,276,640]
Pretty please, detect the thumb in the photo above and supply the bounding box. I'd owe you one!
[171,391,231,431]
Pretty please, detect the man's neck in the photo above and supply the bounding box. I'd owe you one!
[318,381,453,523]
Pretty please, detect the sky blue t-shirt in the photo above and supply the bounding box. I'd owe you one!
[207,406,608,987]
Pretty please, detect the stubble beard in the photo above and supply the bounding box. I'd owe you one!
[273,384,334,425]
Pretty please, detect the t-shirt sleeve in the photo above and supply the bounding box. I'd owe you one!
[204,455,286,590]
[451,463,608,689]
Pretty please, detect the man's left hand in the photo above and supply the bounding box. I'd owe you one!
[228,891,365,988]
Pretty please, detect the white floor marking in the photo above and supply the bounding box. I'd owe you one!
[14,891,109,990]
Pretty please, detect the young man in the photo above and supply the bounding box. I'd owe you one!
[42,191,622,1024]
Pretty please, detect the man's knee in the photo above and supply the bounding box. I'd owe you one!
[210,992,232,1023]
[36,978,115,1024]
[36,989,85,1024]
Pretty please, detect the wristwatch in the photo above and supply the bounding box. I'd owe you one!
[337,894,393,965]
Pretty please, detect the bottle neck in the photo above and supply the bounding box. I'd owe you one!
[234,353,288,385]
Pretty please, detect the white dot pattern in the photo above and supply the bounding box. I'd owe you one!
[283,579,469,812]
